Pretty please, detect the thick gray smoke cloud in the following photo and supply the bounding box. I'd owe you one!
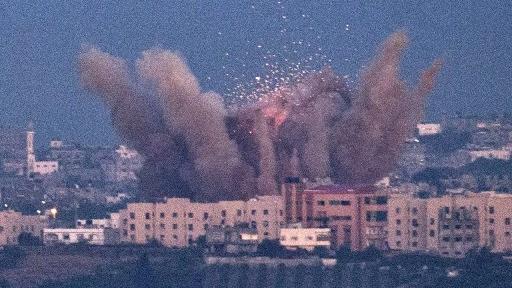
[78,31,441,201]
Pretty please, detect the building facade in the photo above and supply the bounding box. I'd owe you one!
[284,184,388,251]
[43,228,120,245]
[0,210,48,246]
[279,225,331,251]
[388,192,512,257]
[118,196,284,247]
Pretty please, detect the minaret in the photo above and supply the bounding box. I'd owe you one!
[26,121,36,175]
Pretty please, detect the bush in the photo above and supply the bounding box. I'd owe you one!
[257,239,285,258]
[18,232,42,246]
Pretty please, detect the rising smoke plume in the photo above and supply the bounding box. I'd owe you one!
[78,31,441,201]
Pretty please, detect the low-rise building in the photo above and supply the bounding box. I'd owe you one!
[43,228,120,245]
[279,225,331,251]
[417,123,442,136]
[469,149,511,162]
[118,195,284,247]
[76,213,119,229]
[206,225,259,254]
[0,210,48,246]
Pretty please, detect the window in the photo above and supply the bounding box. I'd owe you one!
[489,218,495,224]
[251,210,256,216]
[489,207,495,214]
[366,211,387,222]
[395,208,401,214]
[429,230,435,237]
[442,237,450,242]
[412,219,419,227]
[203,212,209,220]
[160,224,165,229]
[263,209,269,215]
[145,213,151,220]
[237,210,242,217]
[466,224,473,229]
[145,224,151,230]
[123,229,128,236]
[63,234,70,240]
[396,241,401,247]
[365,197,387,205]
[329,200,351,206]
[250,221,257,229]
[466,236,473,241]
[430,218,435,225]
[279,210,283,216]
[396,219,401,225]
[130,224,135,231]
[455,236,462,242]
[188,213,194,218]
[172,235,178,240]
[412,207,418,215]
[291,236,298,241]
[160,235,165,241]
[122,218,128,225]
[129,212,135,219]
[130,235,135,241]
[172,212,178,218]
[263,221,269,227]
[506,232,511,237]
[506,218,511,225]
[188,224,193,231]
[172,224,178,230]
[317,200,326,206]
[489,230,495,236]
[412,242,418,247]
[204,224,209,230]
[221,210,226,217]
[396,230,401,236]
[442,224,449,230]
[412,230,418,237]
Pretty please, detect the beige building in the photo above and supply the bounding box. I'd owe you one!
[388,192,512,257]
[118,196,284,247]
[0,210,48,245]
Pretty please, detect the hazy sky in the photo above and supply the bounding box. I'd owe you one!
[1,1,511,146]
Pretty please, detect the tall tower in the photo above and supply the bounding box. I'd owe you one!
[26,121,36,175]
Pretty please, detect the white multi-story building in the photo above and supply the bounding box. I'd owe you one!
[76,213,120,229]
[43,228,120,245]
[280,225,331,251]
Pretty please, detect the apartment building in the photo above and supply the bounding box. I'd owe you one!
[388,192,512,257]
[118,196,284,247]
[285,184,388,251]
[0,210,48,245]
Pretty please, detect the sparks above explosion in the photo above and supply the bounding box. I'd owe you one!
[78,31,442,201]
